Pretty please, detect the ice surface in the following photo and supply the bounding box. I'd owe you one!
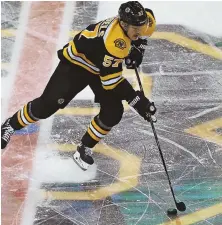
[1,1,222,225]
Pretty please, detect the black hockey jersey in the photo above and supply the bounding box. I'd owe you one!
[58,10,155,97]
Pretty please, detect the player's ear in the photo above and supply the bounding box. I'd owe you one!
[120,20,129,31]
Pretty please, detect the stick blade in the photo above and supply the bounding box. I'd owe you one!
[176,202,186,211]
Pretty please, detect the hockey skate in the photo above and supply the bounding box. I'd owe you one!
[1,118,15,149]
[73,144,94,171]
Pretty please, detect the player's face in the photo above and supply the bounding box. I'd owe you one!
[127,23,148,40]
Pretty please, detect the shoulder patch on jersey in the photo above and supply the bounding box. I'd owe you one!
[103,18,131,58]
[114,38,126,50]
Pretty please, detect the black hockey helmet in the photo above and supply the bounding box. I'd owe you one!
[118,1,148,26]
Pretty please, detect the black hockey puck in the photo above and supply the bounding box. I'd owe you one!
[167,208,177,216]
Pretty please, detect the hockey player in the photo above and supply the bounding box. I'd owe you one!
[1,1,156,170]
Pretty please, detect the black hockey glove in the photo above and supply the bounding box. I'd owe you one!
[125,38,147,69]
[128,91,156,121]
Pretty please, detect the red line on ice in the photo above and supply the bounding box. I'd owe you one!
[1,2,65,225]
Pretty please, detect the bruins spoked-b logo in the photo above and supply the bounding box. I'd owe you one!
[114,38,126,50]
[58,98,65,104]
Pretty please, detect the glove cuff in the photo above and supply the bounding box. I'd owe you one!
[127,90,143,104]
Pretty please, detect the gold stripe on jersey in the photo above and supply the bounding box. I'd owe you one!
[63,47,100,75]
[100,71,122,81]
[91,119,109,135]
[66,42,100,73]
[87,127,100,142]
[24,104,36,123]
[101,71,123,89]
[17,110,26,127]
[70,41,96,67]
[80,23,100,39]
[103,18,131,59]
[102,77,125,90]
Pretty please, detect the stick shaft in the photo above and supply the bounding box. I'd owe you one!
[134,67,178,205]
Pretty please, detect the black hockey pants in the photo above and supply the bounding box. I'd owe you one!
[10,61,124,147]
[31,61,124,125]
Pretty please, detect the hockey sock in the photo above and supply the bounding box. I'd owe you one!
[9,102,39,130]
[81,115,112,148]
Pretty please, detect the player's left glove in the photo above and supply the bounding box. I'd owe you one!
[125,38,147,69]
[128,91,156,121]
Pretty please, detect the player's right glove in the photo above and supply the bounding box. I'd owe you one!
[128,91,156,121]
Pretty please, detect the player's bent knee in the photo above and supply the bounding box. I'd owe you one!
[101,105,124,127]
[30,97,62,119]
[112,109,124,126]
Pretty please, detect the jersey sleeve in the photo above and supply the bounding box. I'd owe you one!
[98,17,133,92]
[99,47,136,101]
[99,50,125,91]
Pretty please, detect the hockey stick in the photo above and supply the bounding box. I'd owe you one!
[134,66,186,212]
